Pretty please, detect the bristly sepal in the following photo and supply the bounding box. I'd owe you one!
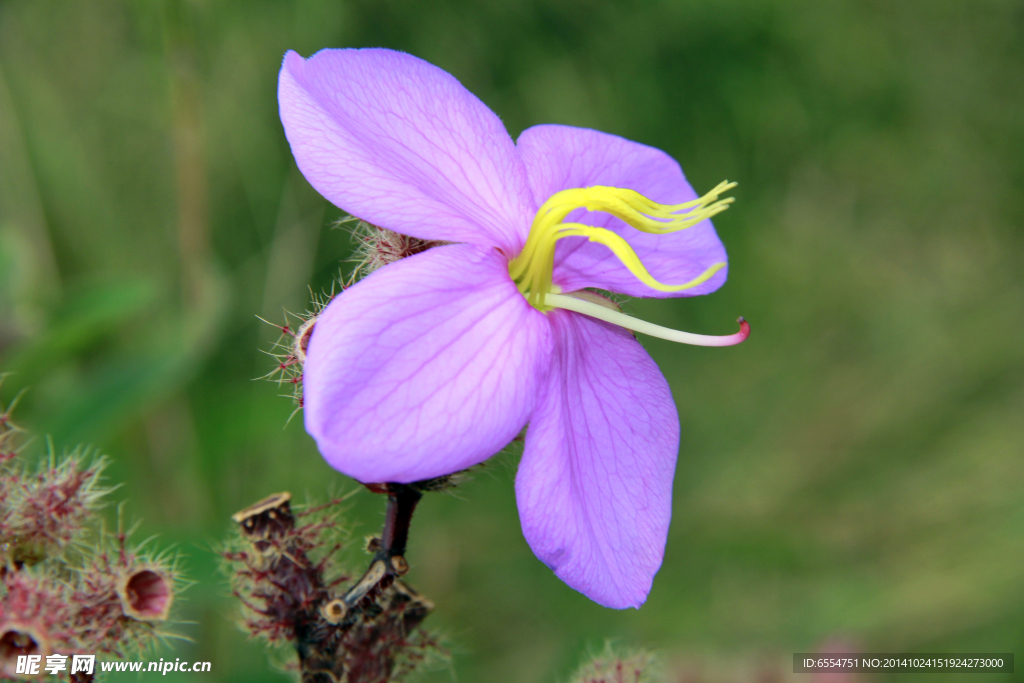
[259,217,448,424]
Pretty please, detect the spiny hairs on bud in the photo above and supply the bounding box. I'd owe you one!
[258,286,336,416]
[1,446,112,568]
[570,644,660,683]
[70,510,188,657]
[340,217,448,281]
[0,378,187,673]
[0,378,25,466]
[0,569,79,679]
[1,390,113,568]
[259,216,446,422]
[0,518,187,676]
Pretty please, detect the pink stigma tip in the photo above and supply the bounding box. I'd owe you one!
[709,317,750,347]
[735,317,750,343]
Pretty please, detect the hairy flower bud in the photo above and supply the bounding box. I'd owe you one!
[571,645,659,683]
[259,219,446,418]
[0,621,51,679]
[0,380,185,668]
[0,572,75,679]
[346,219,447,278]
[1,454,109,567]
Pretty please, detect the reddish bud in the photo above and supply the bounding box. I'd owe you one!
[0,572,75,679]
[0,381,183,667]
[571,645,658,683]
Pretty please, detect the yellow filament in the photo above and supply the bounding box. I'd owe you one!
[509,182,734,310]
[536,181,736,235]
[559,223,725,289]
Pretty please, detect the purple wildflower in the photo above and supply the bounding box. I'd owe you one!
[278,48,747,609]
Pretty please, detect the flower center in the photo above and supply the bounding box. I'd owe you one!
[507,182,748,347]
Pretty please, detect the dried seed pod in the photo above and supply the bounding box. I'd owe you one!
[0,621,50,679]
[224,490,442,682]
[0,571,75,679]
[117,567,173,622]
[0,382,182,668]
[231,492,295,553]
[224,490,333,647]
[231,491,293,530]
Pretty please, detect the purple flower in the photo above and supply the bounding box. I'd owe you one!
[278,48,747,609]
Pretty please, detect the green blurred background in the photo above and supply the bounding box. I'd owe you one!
[1,0,1022,681]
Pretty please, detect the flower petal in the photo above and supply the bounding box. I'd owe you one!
[517,124,729,297]
[304,243,550,483]
[515,309,680,608]
[279,49,534,252]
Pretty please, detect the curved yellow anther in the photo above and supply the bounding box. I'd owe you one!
[557,223,726,292]
[536,181,736,236]
[509,182,734,310]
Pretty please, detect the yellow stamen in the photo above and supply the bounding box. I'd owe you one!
[508,182,735,310]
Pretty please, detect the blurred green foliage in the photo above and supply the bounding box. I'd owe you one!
[1,0,1022,681]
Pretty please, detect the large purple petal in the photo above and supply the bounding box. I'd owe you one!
[517,124,729,297]
[303,243,550,483]
[515,309,680,608]
[279,49,534,253]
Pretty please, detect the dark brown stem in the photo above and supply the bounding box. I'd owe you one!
[378,484,422,560]
[342,484,422,609]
